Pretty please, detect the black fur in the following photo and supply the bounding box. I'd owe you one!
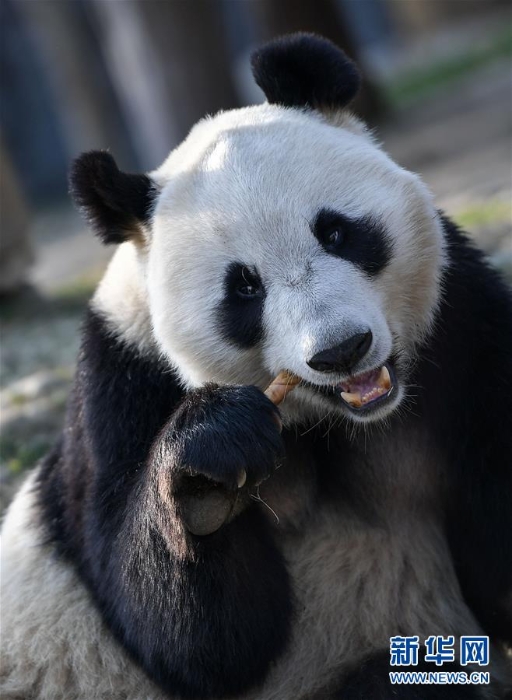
[312,208,392,276]
[218,262,265,348]
[37,309,184,560]
[415,216,512,644]
[69,150,155,244]
[251,33,360,110]
[37,309,292,698]
[338,651,486,699]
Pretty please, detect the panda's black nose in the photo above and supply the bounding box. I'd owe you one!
[307,331,373,373]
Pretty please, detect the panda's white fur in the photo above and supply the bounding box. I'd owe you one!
[2,33,511,700]
[149,105,444,388]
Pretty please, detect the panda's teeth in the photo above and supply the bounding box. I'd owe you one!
[341,390,363,408]
[361,387,386,403]
[378,365,391,391]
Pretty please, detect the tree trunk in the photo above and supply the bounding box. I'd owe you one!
[17,0,134,164]
[90,0,239,169]
[0,142,33,294]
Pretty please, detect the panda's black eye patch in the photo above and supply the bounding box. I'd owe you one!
[312,208,391,276]
[218,263,265,348]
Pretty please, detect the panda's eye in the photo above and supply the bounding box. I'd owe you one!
[236,267,262,299]
[323,227,344,248]
[237,283,260,298]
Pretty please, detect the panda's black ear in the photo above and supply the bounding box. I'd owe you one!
[251,33,360,110]
[69,151,155,245]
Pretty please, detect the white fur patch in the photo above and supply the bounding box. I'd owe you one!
[92,242,156,357]
[152,107,439,387]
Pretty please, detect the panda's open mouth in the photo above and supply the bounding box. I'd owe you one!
[311,361,397,414]
[337,362,396,412]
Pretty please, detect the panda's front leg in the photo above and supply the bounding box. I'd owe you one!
[113,383,293,698]
[156,383,284,535]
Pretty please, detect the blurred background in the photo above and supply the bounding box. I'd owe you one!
[1,0,511,507]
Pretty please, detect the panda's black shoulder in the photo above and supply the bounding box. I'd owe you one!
[414,213,512,461]
[36,307,184,565]
[439,213,512,333]
[419,213,512,396]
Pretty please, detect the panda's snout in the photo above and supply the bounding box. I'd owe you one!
[306,330,373,374]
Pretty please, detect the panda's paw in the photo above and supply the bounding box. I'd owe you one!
[155,385,283,535]
[161,383,284,491]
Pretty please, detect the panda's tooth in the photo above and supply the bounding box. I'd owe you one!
[341,390,362,408]
[237,470,247,489]
[379,365,391,391]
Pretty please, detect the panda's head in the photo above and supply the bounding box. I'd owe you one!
[71,34,445,426]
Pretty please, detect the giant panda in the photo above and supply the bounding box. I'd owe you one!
[1,33,512,700]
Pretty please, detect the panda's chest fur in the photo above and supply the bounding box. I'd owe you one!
[249,425,480,699]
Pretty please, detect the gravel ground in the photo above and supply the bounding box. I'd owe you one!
[1,60,511,511]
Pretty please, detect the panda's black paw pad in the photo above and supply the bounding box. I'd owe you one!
[163,384,284,490]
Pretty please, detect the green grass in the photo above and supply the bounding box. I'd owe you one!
[8,392,30,407]
[0,438,50,474]
[386,26,512,106]
[453,200,511,230]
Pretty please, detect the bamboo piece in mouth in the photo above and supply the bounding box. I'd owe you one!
[264,370,301,406]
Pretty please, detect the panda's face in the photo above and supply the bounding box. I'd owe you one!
[147,105,445,425]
